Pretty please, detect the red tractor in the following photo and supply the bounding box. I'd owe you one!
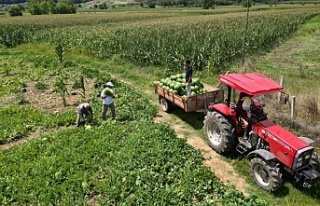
[204,72,320,192]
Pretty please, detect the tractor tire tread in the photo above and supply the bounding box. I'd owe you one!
[250,157,283,192]
[203,111,236,154]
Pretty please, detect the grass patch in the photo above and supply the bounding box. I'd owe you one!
[297,15,320,35]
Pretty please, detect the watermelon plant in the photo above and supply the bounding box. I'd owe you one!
[0,120,268,205]
[0,105,75,143]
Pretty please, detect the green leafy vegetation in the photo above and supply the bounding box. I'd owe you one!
[31,9,320,71]
[0,120,267,205]
[0,105,74,143]
[8,5,23,16]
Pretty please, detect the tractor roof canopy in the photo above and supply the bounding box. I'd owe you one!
[218,72,283,96]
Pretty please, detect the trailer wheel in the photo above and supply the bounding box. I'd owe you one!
[250,157,283,192]
[203,111,236,153]
[159,96,171,113]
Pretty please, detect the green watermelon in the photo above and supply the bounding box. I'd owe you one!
[170,75,177,80]
[104,88,114,96]
[174,84,181,91]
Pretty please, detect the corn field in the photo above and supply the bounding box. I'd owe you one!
[1,9,319,72]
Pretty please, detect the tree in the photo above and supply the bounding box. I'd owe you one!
[8,5,23,16]
[40,1,49,14]
[148,1,156,8]
[48,0,56,13]
[98,2,107,9]
[201,0,214,9]
[241,0,252,7]
[65,0,77,13]
[28,0,42,15]
[55,1,76,14]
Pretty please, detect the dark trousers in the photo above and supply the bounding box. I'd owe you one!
[102,102,116,120]
[76,113,93,126]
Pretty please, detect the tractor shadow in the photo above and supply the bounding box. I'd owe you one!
[169,105,206,130]
[279,174,320,198]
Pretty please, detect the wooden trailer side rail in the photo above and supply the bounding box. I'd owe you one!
[154,83,224,112]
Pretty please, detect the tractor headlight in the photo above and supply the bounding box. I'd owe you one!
[296,161,303,168]
[293,146,313,170]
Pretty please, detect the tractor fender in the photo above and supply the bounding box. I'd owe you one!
[208,103,236,117]
[247,149,276,161]
[298,136,315,145]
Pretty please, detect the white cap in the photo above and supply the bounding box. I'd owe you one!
[83,103,90,108]
[105,82,114,87]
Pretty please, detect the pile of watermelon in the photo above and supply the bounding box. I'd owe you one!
[154,73,207,97]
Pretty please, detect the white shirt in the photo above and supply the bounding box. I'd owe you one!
[101,88,114,105]
[242,97,252,112]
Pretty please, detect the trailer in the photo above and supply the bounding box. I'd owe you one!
[154,82,224,112]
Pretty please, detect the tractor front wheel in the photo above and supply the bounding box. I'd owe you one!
[250,157,283,192]
[203,111,236,154]
[310,151,320,171]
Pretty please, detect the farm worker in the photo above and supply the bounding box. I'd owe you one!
[101,81,116,120]
[76,103,93,127]
[184,59,193,96]
[236,92,254,139]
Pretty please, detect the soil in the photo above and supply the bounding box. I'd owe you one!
[0,80,95,150]
[24,79,95,113]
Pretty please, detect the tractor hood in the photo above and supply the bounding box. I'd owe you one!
[253,120,309,152]
[218,72,283,95]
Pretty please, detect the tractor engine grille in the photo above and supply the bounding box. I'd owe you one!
[293,146,314,170]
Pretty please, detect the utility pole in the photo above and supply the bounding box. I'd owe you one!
[241,0,250,68]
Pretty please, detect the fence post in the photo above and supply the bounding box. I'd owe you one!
[291,96,296,124]
[278,75,283,104]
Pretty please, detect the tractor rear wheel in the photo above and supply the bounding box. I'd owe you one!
[159,96,171,113]
[250,157,283,192]
[203,111,236,154]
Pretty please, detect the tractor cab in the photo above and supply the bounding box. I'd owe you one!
[209,72,283,135]
[218,72,283,114]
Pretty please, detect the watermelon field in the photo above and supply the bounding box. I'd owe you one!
[1,4,320,205]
